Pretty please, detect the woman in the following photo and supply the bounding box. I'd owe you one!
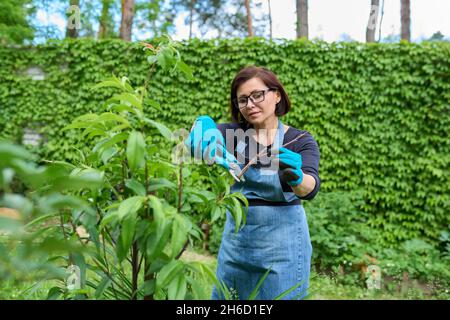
[187,66,320,300]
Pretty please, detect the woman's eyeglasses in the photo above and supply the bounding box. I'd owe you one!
[234,88,277,109]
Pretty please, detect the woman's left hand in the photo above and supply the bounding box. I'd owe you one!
[274,147,303,186]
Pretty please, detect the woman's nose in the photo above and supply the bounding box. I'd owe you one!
[246,98,257,108]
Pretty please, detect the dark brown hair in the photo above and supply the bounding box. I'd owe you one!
[229,66,291,126]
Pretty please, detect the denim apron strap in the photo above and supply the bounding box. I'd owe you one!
[231,118,287,202]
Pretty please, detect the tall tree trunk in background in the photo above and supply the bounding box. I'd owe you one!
[400,0,410,41]
[66,0,80,38]
[244,0,253,37]
[378,0,385,42]
[188,0,195,39]
[366,0,379,42]
[120,0,135,41]
[268,0,272,40]
[296,0,308,39]
[98,0,112,39]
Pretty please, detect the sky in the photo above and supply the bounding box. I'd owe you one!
[37,0,450,43]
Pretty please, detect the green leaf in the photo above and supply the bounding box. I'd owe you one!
[156,260,184,289]
[229,197,245,234]
[126,131,146,172]
[112,92,143,110]
[51,168,104,192]
[0,142,36,162]
[274,279,306,300]
[246,268,271,300]
[93,132,128,153]
[148,178,177,193]
[143,118,174,141]
[100,147,118,165]
[170,214,189,259]
[176,60,194,80]
[91,76,134,92]
[144,98,162,111]
[141,279,156,296]
[99,210,119,230]
[125,179,146,196]
[117,196,145,220]
[147,195,166,228]
[167,273,187,300]
[117,212,138,262]
[46,287,64,300]
[94,275,112,298]
[211,205,222,222]
[98,112,130,126]
[146,220,172,259]
[38,194,94,216]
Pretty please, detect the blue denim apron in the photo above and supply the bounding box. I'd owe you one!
[211,119,313,300]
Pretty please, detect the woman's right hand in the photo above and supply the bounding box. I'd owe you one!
[185,115,238,170]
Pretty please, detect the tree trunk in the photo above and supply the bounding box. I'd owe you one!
[366,0,379,42]
[98,0,112,39]
[268,0,272,40]
[378,0,385,42]
[189,0,195,40]
[400,0,410,41]
[296,0,308,39]
[244,0,253,37]
[120,0,135,41]
[66,0,80,38]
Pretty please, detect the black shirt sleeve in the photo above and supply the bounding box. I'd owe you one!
[282,128,321,201]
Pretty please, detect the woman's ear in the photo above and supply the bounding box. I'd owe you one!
[276,91,281,104]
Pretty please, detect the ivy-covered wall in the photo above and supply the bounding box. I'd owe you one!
[0,38,449,245]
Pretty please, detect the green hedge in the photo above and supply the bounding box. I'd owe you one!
[0,38,449,246]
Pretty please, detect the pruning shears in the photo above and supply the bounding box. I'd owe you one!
[228,162,244,183]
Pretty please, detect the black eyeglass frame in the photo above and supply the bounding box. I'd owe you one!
[233,88,277,110]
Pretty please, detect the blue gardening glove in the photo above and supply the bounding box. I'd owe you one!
[185,115,238,171]
[274,147,303,186]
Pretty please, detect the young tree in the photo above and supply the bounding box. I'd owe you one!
[244,0,253,37]
[400,0,410,41]
[120,0,135,41]
[366,0,379,43]
[296,0,308,39]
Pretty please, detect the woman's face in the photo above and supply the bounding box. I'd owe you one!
[236,77,281,126]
